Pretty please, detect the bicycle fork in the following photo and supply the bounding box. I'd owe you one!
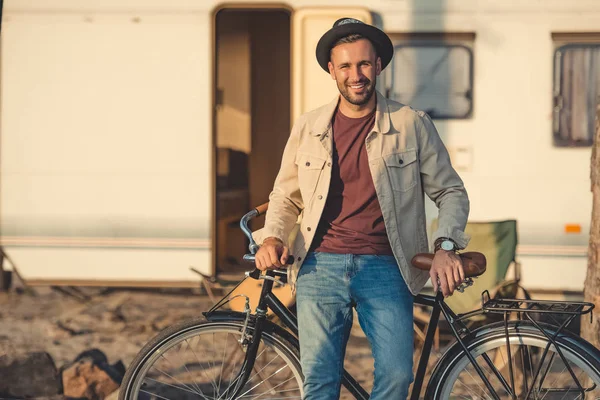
[222,277,275,399]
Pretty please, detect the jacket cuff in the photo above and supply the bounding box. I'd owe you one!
[432,227,470,250]
[252,227,287,247]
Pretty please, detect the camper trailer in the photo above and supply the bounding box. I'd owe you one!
[0,0,598,295]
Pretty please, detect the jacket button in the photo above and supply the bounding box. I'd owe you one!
[327,162,332,167]
[399,159,404,164]
[306,161,311,167]
[297,256,302,261]
[307,227,311,231]
[318,195,323,200]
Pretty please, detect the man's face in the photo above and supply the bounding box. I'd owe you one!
[328,39,381,106]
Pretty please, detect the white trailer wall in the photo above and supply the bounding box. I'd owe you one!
[1,10,213,284]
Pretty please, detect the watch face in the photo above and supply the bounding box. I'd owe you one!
[441,240,454,251]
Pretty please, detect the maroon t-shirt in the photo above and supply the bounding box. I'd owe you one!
[310,107,393,255]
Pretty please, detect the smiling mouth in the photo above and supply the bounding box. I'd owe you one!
[348,83,366,90]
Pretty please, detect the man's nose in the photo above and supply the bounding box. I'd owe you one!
[349,66,364,81]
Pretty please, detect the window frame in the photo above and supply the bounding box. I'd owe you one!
[552,40,600,147]
[385,33,475,120]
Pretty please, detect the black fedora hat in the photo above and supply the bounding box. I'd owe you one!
[316,18,394,73]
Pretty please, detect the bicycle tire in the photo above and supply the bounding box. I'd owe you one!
[119,318,304,400]
[425,320,600,399]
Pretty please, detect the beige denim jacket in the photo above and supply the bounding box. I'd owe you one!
[254,91,470,295]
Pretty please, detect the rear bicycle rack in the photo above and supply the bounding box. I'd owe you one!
[481,290,594,320]
[478,291,596,398]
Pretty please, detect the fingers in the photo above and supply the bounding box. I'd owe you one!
[255,250,267,271]
[450,255,465,294]
[280,247,290,265]
[458,258,466,282]
[438,271,450,297]
[432,252,466,297]
[256,244,288,271]
[267,246,283,268]
[430,271,438,293]
[445,268,456,295]
[452,263,462,287]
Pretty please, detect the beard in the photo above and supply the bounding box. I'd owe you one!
[336,76,376,106]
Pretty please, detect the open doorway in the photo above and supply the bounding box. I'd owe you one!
[214,7,291,275]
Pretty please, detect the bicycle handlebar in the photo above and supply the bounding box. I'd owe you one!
[239,204,268,255]
[239,202,294,281]
[254,202,269,216]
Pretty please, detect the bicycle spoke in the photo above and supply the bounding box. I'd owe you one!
[521,343,534,397]
[558,369,588,400]
[454,364,493,400]
[216,366,247,400]
[174,339,205,395]
[225,342,245,390]
[208,331,220,393]
[144,376,211,399]
[540,366,567,400]
[217,332,231,394]
[482,346,512,396]
[153,356,205,396]
[140,388,175,400]
[237,364,292,398]
[246,350,280,384]
[538,351,558,398]
[187,335,223,393]
[242,379,300,400]
[478,352,508,399]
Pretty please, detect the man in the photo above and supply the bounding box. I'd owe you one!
[254,18,470,399]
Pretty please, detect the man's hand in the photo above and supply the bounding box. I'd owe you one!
[430,250,465,297]
[255,237,291,271]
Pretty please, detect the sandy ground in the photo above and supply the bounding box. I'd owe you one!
[0,277,382,398]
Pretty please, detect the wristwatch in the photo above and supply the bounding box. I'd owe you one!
[434,237,457,252]
[440,240,456,251]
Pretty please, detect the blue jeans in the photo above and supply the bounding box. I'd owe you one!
[296,252,414,400]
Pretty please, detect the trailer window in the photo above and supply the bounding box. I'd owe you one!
[386,33,475,119]
[553,44,600,147]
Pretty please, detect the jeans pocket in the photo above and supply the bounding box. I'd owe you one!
[298,254,317,277]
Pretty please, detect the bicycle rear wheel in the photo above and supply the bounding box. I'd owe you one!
[119,318,303,400]
[426,321,600,399]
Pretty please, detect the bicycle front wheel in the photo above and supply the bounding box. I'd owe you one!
[426,321,600,399]
[119,318,304,400]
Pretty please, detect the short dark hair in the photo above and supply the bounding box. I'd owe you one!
[329,34,378,58]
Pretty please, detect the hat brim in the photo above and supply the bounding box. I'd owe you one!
[316,23,393,73]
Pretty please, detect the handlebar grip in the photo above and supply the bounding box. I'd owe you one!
[243,254,295,265]
[247,268,262,279]
[243,254,296,281]
[255,202,269,216]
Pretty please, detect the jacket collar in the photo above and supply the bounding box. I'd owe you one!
[310,89,392,136]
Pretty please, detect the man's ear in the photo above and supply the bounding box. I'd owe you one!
[376,57,382,76]
[328,61,336,80]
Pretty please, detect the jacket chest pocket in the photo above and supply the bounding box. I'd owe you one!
[384,149,418,192]
[296,153,327,200]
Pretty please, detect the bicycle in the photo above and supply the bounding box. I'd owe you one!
[119,203,600,399]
